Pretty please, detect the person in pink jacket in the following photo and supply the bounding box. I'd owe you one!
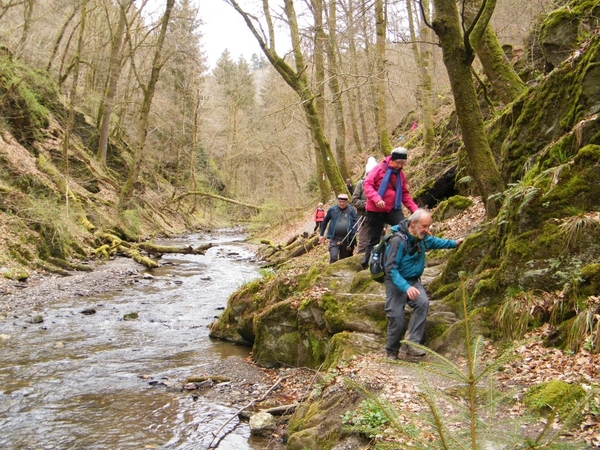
[360,147,419,268]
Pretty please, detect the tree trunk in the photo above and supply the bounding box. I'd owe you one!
[475,27,527,105]
[62,0,87,204]
[375,0,392,155]
[97,0,130,164]
[172,191,261,211]
[360,0,377,145]
[121,0,175,204]
[19,0,35,52]
[407,0,435,153]
[341,0,365,154]
[45,4,80,73]
[312,0,331,200]
[431,0,504,217]
[325,0,351,183]
[465,0,527,105]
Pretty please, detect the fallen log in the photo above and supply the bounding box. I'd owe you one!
[137,242,213,255]
[118,245,158,268]
[260,402,300,416]
[288,235,319,257]
[237,402,300,420]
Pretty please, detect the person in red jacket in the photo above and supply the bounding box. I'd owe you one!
[360,147,418,268]
[313,202,325,232]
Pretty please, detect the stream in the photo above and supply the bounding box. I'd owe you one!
[0,230,279,449]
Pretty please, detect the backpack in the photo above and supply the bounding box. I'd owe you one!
[368,232,407,283]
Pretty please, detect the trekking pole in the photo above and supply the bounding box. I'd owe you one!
[340,214,365,246]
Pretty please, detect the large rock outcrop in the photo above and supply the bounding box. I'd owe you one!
[209,255,458,369]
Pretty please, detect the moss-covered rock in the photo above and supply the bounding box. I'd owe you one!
[580,263,600,296]
[539,0,600,71]
[212,253,391,368]
[287,385,365,450]
[322,332,384,370]
[497,38,600,182]
[523,379,587,421]
[1,267,29,281]
[433,195,474,222]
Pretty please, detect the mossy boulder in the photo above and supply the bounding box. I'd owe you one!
[322,331,384,370]
[495,37,600,182]
[433,195,474,222]
[1,267,29,281]
[211,255,391,368]
[431,224,495,292]
[523,379,587,421]
[580,263,600,297]
[287,384,366,450]
[252,297,330,368]
[539,0,600,71]
[209,273,297,345]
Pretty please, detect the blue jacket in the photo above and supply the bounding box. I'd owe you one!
[320,204,357,243]
[384,221,457,293]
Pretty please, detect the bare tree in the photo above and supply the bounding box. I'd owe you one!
[311,0,332,200]
[46,3,80,73]
[324,0,351,183]
[18,0,35,53]
[63,0,87,182]
[339,0,367,153]
[225,0,347,197]
[121,0,175,204]
[374,0,392,155]
[97,0,131,164]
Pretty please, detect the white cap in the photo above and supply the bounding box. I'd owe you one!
[365,157,377,175]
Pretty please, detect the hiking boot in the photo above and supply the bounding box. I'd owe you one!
[400,343,426,357]
[386,351,398,360]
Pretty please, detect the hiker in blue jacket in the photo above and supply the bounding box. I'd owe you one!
[319,194,358,264]
[384,209,463,358]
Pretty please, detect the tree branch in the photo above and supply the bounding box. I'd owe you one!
[171,191,261,211]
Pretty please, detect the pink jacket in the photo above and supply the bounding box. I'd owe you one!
[363,156,418,213]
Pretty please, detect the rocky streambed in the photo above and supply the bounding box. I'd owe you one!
[0,231,313,449]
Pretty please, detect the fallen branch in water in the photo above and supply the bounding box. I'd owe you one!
[207,375,293,449]
[93,233,214,268]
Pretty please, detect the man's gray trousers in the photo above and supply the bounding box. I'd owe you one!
[383,278,428,355]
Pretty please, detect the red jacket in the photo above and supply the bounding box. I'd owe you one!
[363,156,418,213]
[313,207,325,222]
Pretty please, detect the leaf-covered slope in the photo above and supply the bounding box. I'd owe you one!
[0,51,212,278]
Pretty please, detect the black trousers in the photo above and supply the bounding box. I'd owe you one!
[360,209,405,267]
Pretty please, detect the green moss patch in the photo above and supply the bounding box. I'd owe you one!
[523,380,587,421]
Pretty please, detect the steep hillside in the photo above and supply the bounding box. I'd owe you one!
[0,51,223,280]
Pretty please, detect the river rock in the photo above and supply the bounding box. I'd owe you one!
[248,411,276,436]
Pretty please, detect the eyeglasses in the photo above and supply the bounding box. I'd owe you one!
[337,198,348,201]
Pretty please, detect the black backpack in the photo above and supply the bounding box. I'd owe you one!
[368,232,407,283]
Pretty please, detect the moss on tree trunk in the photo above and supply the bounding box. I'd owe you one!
[432,0,505,217]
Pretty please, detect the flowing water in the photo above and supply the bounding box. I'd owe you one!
[0,230,278,449]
